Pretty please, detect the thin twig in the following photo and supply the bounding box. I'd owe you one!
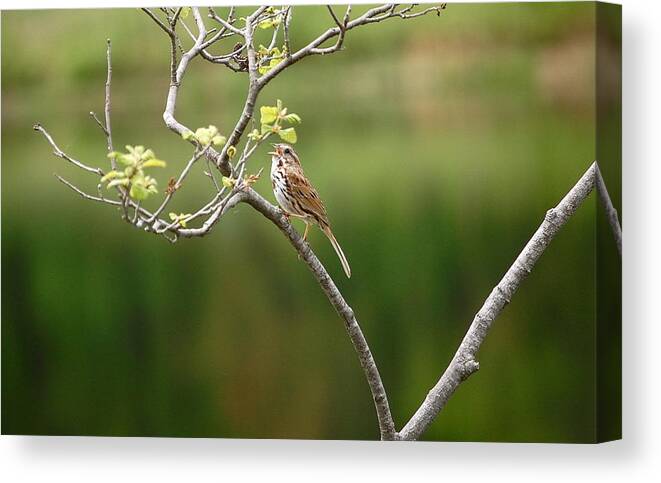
[284,6,292,56]
[208,7,244,36]
[141,8,174,36]
[89,111,108,137]
[34,124,103,175]
[55,174,120,205]
[104,39,114,155]
[326,5,343,29]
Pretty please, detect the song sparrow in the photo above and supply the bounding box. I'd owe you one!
[269,143,352,278]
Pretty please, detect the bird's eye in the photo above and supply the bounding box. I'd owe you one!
[284,148,291,155]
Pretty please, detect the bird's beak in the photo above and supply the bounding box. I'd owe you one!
[268,143,278,155]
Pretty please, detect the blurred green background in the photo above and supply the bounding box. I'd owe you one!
[2,3,620,441]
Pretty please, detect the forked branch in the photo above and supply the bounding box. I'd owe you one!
[399,162,608,440]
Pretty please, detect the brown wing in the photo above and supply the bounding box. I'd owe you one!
[285,165,330,227]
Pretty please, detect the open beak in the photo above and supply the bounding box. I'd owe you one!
[267,143,278,155]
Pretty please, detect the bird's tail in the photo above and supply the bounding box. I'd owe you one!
[322,226,351,278]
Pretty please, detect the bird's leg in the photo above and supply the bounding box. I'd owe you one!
[303,222,310,242]
[297,222,311,261]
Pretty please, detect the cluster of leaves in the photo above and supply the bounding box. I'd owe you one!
[248,99,301,144]
[181,125,227,148]
[101,146,167,200]
[257,6,284,29]
[257,44,288,75]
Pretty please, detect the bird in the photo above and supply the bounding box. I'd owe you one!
[269,143,352,278]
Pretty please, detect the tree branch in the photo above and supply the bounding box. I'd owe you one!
[258,4,443,81]
[103,38,114,155]
[33,123,103,176]
[399,162,598,440]
[242,188,397,440]
[595,164,622,255]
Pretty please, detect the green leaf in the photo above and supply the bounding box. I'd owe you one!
[260,123,272,135]
[141,150,155,162]
[142,159,167,169]
[106,178,130,189]
[258,56,285,75]
[126,145,145,158]
[284,113,302,125]
[258,44,270,56]
[100,170,122,183]
[260,106,279,125]
[130,182,149,200]
[227,146,237,158]
[116,154,134,166]
[212,135,227,147]
[182,130,194,141]
[247,129,261,141]
[180,7,191,19]
[278,127,297,144]
[222,176,235,189]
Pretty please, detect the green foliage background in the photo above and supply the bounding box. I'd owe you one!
[2,3,619,441]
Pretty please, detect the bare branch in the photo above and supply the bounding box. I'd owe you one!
[33,123,103,176]
[242,188,397,440]
[141,8,174,36]
[396,4,447,19]
[399,162,598,441]
[89,40,116,167]
[326,5,343,29]
[176,189,246,238]
[207,6,237,38]
[283,7,293,57]
[55,174,121,206]
[208,6,244,36]
[311,5,351,55]
[267,14,282,51]
[89,111,108,137]
[103,39,114,154]
[258,3,444,86]
[179,18,242,71]
[162,7,210,143]
[595,164,622,255]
